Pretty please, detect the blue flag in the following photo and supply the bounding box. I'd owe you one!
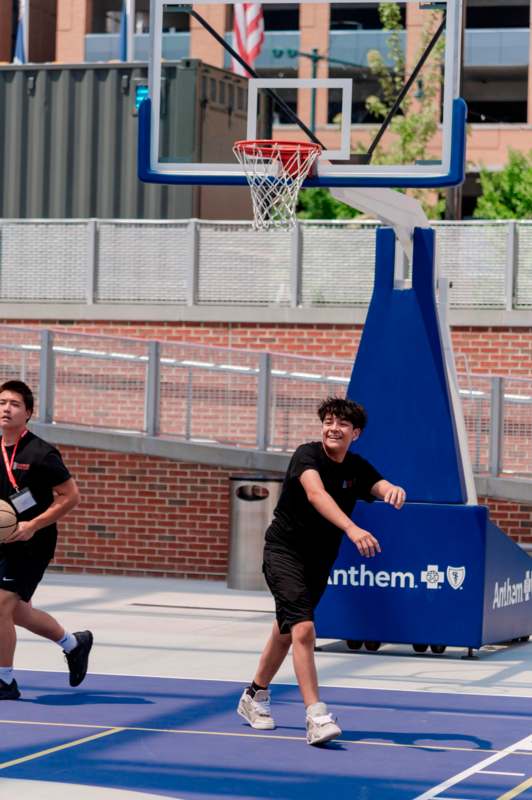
[13,0,26,64]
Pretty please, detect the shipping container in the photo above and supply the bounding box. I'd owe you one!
[0,60,270,220]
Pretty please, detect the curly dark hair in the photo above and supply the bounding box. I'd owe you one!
[317,396,367,430]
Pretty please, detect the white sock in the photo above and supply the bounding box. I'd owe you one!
[0,667,14,684]
[56,632,78,653]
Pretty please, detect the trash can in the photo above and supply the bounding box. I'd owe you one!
[227,475,283,590]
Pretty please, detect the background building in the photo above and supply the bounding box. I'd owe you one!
[1,1,530,217]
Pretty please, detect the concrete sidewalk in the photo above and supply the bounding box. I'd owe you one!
[14,571,532,699]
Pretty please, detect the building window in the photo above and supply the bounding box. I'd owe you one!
[262,4,300,31]
[467,100,527,124]
[226,4,299,33]
[466,3,530,29]
[330,3,406,31]
[162,7,190,33]
[463,66,528,124]
[91,2,187,33]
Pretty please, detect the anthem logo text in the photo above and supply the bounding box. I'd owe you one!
[328,564,467,591]
[492,570,531,609]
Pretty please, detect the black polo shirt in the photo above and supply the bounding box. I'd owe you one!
[0,431,71,561]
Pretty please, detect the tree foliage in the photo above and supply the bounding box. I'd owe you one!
[297,188,361,220]
[363,3,446,218]
[473,150,532,219]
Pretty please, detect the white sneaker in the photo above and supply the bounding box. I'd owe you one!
[306,702,342,746]
[237,688,275,730]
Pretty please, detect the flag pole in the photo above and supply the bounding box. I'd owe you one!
[126,0,135,62]
[24,0,29,62]
[120,0,135,61]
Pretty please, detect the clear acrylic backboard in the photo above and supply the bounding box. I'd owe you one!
[138,0,466,188]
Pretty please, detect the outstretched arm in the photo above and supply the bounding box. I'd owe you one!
[371,479,406,509]
[299,469,380,558]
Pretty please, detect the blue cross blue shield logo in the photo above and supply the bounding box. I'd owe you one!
[446,566,466,590]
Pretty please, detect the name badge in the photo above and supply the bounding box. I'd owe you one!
[10,488,37,514]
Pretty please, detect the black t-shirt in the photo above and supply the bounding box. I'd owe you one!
[265,441,383,561]
[0,431,71,560]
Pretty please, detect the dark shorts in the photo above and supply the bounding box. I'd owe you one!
[0,546,53,603]
[263,546,337,635]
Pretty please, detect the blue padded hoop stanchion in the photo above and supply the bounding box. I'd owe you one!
[314,500,532,649]
[315,225,531,651]
[347,226,466,504]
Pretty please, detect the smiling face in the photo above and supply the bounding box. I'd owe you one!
[0,390,31,437]
[321,413,360,463]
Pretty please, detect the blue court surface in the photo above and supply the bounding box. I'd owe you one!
[0,670,531,800]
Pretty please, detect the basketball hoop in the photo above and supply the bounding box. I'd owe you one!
[233,140,322,231]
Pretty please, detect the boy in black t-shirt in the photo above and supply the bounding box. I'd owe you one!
[0,381,93,700]
[237,397,406,745]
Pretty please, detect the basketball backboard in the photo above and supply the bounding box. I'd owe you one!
[138,0,466,188]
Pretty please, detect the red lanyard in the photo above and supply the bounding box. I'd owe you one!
[1,429,27,492]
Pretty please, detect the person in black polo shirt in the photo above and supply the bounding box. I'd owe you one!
[237,396,406,745]
[0,380,93,700]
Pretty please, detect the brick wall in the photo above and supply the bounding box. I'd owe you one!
[47,445,532,580]
[478,496,532,551]
[53,446,234,579]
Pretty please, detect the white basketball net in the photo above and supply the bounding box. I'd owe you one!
[233,141,322,231]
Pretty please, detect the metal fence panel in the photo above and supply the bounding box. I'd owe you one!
[269,353,350,452]
[96,221,190,303]
[457,373,492,475]
[516,222,532,309]
[52,332,149,432]
[0,327,43,404]
[300,221,376,307]
[197,222,292,305]
[158,341,261,445]
[0,221,87,301]
[434,221,508,308]
[502,377,532,477]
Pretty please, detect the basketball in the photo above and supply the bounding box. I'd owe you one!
[0,500,18,542]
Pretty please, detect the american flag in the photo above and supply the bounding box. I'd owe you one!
[232,4,265,76]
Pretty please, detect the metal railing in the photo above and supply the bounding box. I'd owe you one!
[0,219,531,309]
[0,325,530,476]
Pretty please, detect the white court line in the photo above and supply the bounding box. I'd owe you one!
[480,771,526,777]
[412,734,532,800]
[0,728,124,770]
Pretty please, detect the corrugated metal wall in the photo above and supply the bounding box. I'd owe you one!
[0,60,257,220]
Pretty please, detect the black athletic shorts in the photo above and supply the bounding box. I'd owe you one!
[0,545,53,603]
[263,545,337,634]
